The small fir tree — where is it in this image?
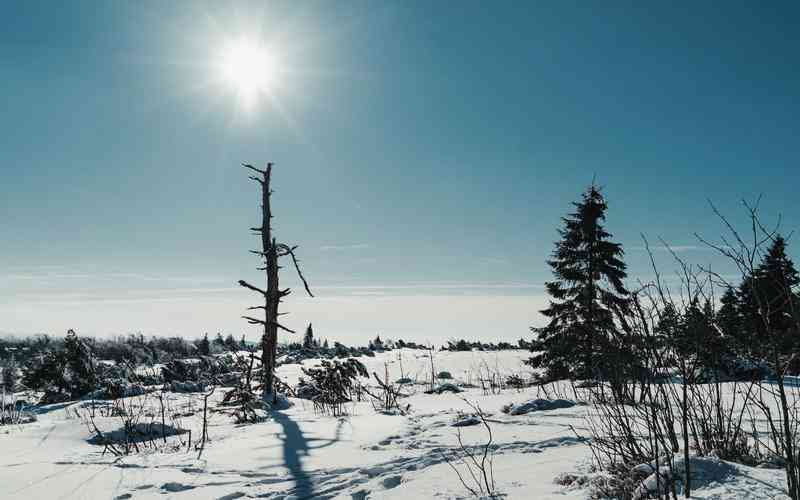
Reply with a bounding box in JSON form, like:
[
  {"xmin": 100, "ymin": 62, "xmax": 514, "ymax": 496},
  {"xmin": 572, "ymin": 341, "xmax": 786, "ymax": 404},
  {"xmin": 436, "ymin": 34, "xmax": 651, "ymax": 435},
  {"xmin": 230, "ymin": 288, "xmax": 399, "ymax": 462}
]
[
  {"xmin": 198, "ymin": 333, "xmax": 211, "ymax": 356},
  {"xmin": 303, "ymin": 324, "xmax": 315, "ymax": 349},
  {"xmin": 2, "ymin": 358, "xmax": 18, "ymax": 392},
  {"xmin": 224, "ymin": 333, "xmax": 238, "ymax": 351}
]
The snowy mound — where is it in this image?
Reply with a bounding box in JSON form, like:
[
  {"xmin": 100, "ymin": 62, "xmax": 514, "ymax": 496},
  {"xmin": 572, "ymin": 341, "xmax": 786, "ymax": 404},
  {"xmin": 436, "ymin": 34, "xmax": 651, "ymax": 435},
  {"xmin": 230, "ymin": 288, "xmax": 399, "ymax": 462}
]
[
  {"xmin": 424, "ymin": 383, "xmax": 463, "ymax": 394},
  {"xmin": 87, "ymin": 422, "xmax": 188, "ymax": 446},
  {"xmin": 632, "ymin": 455, "xmax": 737, "ymax": 500}
]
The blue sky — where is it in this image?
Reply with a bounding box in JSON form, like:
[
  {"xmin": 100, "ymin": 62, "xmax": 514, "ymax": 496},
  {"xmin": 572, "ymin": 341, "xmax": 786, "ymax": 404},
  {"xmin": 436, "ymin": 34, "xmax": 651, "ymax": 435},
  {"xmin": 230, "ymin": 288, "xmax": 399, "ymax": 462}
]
[{"xmin": 1, "ymin": 1, "xmax": 799, "ymax": 344}]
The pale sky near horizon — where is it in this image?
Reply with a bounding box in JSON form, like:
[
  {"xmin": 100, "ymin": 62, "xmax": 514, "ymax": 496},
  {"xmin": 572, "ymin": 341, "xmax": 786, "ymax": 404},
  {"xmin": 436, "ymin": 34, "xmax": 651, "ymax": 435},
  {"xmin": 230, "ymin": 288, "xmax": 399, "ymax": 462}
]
[{"xmin": 2, "ymin": 1, "xmax": 799, "ymax": 345}]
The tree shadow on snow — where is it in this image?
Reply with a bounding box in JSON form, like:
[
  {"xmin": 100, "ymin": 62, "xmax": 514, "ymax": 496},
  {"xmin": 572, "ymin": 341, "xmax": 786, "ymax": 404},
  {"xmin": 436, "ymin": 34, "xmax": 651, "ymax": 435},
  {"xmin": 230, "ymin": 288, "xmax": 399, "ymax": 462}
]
[{"xmin": 271, "ymin": 411, "xmax": 345, "ymax": 499}]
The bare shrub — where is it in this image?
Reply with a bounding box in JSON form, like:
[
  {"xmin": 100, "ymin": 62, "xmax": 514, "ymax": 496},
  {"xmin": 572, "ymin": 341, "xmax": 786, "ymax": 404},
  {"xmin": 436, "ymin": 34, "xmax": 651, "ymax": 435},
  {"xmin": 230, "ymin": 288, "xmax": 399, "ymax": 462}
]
[
  {"xmin": 580, "ymin": 232, "xmax": 762, "ymax": 499},
  {"xmin": 1, "ymin": 387, "xmax": 35, "ymax": 426},
  {"xmin": 440, "ymin": 399, "xmax": 498, "ymax": 498},
  {"xmin": 362, "ymin": 363, "xmax": 411, "ymax": 415},
  {"xmin": 77, "ymin": 390, "xmax": 190, "ymax": 457}
]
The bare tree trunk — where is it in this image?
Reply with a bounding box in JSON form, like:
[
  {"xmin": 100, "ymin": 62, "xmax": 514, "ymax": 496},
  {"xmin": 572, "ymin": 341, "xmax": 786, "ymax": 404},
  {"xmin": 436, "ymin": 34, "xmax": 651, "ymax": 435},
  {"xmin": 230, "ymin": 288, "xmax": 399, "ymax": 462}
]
[
  {"xmin": 239, "ymin": 163, "xmax": 313, "ymax": 403},
  {"xmin": 261, "ymin": 166, "xmax": 278, "ymax": 400}
]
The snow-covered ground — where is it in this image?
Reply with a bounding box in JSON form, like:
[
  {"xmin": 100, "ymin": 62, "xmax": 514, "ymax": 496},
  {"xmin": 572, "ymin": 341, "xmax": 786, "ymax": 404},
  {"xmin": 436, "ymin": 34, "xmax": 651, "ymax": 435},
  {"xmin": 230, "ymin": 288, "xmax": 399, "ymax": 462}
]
[{"xmin": 0, "ymin": 349, "xmax": 789, "ymax": 499}]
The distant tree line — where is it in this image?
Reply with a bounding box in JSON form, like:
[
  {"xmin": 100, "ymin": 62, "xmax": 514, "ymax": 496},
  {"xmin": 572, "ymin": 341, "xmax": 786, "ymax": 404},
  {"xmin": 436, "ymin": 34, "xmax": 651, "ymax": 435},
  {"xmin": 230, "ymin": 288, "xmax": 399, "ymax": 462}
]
[
  {"xmin": 442, "ymin": 339, "xmax": 521, "ymax": 352},
  {"xmin": 1, "ymin": 324, "xmax": 437, "ymax": 401},
  {"xmin": 1, "ymin": 331, "xmax": 246, "ymax": 367}
]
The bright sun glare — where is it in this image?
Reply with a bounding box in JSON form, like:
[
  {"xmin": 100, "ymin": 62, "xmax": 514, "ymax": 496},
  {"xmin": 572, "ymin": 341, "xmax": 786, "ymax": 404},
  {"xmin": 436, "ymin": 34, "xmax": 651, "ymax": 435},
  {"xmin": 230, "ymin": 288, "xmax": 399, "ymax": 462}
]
[{"xmin": 218, "ymin": 38, "xmax": 279, "ymax": 108}]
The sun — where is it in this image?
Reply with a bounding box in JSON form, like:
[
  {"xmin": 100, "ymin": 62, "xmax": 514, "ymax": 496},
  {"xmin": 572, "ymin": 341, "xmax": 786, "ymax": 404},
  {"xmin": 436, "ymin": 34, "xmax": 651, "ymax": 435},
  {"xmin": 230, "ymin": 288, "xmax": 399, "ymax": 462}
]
[{"xmin": 217, "ymin": 38, "xmax": 280, "ymax": 108}]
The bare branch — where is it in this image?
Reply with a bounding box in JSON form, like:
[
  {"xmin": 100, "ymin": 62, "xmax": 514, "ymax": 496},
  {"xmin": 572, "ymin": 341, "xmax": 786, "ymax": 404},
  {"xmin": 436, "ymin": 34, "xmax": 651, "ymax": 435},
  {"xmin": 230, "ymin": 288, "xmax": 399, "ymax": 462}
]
[
  {"xmin": 242, "ymin": 163, "xmax": 267, "ymax": 176},
  {"xmin": 241, "ymin": 316, "xmax": 296, "ymax": 334},
  {"xmin": 277, "ymin": 244, "xmax": 314, "ymax": 297},
  {"xmin": 238, "ymin": 280, "xmax": 267, "ymax": 296}
]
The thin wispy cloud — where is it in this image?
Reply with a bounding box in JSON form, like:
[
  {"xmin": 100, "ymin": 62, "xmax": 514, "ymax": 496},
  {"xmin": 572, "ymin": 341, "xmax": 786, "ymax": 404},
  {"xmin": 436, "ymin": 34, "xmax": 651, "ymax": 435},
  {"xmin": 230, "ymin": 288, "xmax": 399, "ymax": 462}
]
[
  {"xmin": 314, "ymin": 282, "xmax": 543, "ymax": 290},
  {"xmin": 319, "ymin": 243, "xmax": 371, "ymax": 251},
  {"xmin": 3, "ymin": 280, "xmax": 544, "ymax": 306},
  {"xmin": 2, "ymin": 269, "xmax": 224, "ymax": 284}
]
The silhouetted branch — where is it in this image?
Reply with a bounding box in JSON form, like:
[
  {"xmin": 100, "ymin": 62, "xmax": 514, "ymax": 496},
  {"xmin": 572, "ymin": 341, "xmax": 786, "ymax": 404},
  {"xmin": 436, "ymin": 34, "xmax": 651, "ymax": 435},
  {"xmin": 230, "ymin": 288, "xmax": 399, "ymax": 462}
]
[
  {"xmin": 277, "ymin": 244, "xmax": 314, "ymax": 297},
  {"xmin": 241, "ymin": 316, "xmax": 296, "ymax": 334},
  {"xmin": 238, "ymin": 280, "xmax": 267, "ymax": 296}
]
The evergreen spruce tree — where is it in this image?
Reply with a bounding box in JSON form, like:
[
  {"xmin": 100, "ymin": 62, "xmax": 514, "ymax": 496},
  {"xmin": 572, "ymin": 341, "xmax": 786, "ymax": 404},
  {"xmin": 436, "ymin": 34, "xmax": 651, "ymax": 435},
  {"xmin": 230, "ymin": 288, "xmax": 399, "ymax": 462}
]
[
  {"xmin": 654, "ymin": 303, "xmax": 681, "ymax": 357},
  {"xmin": 214, "ymin": 333, "xmax": 225, "ymax": 348},
  {"xmin": 677, "ymin": 299, "xmax": 723, "ymax": 379},
  {"xmin": 757, "ymin": 236, "xmax": 799, "ymax": 335},
  {"xmin": 224, "ymin": 333, "xmax": 238, "ymax": 351},
  {"xmin": 528, "ymin": 185, "xmax": 629, "ymax": 380},
  {"xmin": 2, "ymin": 358, "xmax": 18, "ymax": 392},
  {"xmin": 303, "ymin": 323, "xmax": 315, "ymax": 349},
  {"xmin": 740, "ymin": 235, "xmax": 800, "ymax": 354},
  {"xmin": 716, "ymin": 287, "xmax": 742, "ymax": 341},
  {"xmin": 198, "ymin": 333, "xmax": 211, "ymax": 356}
]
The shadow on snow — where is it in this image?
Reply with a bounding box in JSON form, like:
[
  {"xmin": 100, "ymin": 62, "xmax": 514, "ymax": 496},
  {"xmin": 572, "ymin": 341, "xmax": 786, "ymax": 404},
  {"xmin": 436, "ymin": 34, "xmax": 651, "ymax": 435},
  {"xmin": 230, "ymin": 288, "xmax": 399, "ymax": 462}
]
[{"xmin": 271, "ymin": 411, "xmax": 345, "ymax": 499}]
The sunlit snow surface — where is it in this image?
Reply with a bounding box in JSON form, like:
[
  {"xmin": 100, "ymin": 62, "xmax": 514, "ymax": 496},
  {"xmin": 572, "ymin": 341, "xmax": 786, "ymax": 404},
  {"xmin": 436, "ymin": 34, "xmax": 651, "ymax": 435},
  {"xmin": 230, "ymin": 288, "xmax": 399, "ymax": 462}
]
[{"xmin": 0, "ymin": 349, "xmax": 787, "ymax": 499}]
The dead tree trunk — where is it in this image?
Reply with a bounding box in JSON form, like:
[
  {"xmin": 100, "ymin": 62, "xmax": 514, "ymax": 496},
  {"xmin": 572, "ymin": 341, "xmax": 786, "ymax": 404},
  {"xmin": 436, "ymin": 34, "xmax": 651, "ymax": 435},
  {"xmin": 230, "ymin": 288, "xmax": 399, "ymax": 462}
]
[{"xmin": 239, "ymin": 163, "xmax": 313, "ymax": 402}]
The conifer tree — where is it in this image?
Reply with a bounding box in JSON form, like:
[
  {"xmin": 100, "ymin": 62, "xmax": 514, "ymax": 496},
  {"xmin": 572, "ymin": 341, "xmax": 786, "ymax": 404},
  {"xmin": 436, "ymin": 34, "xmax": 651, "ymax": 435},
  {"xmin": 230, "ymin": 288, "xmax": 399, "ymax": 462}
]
[
  {"xmin": 740, "ymin": 235, "xmax": 800, "ymax": 353},
  {"xmin": 654, "ymin": 303, "xmax": 681, "ymax": 356},
  {"xmin": 303, "ymin": 324, "xmax": 315, "ymax": 349},
  {"xmin": 198, "ymin": 333, "xmax": 211, "ymax": 356},
  {"xmin": 214, "ymin": 333, "xmax": 225, "ymax": 348},
  {"xmin": 2, "ymin": 358, "xmax": 18, "ymax": 392},
  {"xmin": 716, "ymin": 288, "xmax": 741, "ymax": 340},
  {"xmin": 757, "ymin": 236, "xmax": 799, "ymax": 334},
  {"xmin": 675, "ymin": 299, "xmax": 724, "ymax": 377},
  {"xmin": 224, "ymin": 333, "xmax": 238, "ymax": 351},
  {"xmin": 528, "ymin": 185, "xmax": 629, "ymax": 380}
]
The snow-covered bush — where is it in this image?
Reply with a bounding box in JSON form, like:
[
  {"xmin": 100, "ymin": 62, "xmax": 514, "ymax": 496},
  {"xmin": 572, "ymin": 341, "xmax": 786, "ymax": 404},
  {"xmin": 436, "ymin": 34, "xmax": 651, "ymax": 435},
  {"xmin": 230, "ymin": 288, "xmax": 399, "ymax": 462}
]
[
  {"xmin": 300, "ymin": 358, "xmax": 368, "ymax": 416},
  {"xmin": 89, "ymin": 379, "xmax": 149, "ymax": 400},
  {"xmin": 295, "ymin": 378, "xmax": 321, "ymax": 400}
]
